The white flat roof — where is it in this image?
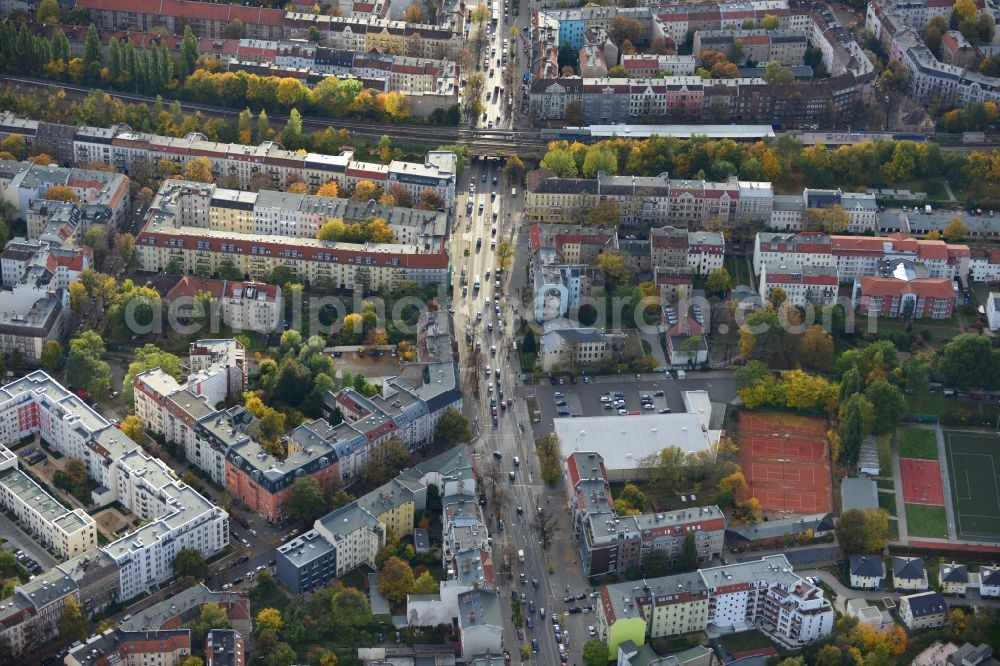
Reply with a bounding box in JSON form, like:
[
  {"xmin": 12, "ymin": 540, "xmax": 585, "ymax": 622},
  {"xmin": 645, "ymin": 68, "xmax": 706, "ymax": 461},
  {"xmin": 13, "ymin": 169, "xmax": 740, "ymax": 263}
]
[{"xmin": 554, "ymin": 413, "xmax": 719, "ymax": 471}]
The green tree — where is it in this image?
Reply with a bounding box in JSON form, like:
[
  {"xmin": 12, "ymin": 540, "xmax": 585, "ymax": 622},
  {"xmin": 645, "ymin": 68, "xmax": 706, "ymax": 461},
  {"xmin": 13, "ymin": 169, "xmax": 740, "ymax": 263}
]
[
  {"xmin": 412, "ymin": 570, "xmax": 440, "ymax": 594},
  {"xmin": 943, "ymin": 216, "xmax": 968, "ymax": 242},
  {"xmin": 66, "ymin": 331, "xmax": 110, "ymax": 397},
  {"xmin": 434, "ymin": 408, "xmax": 471, "ymax": 444},
  {"xmin": 839, "ymin": 393, "xmax": 874, "ymax": 463},
  {"xmin": 179, "ymin": 25, "xmax": 200, "ymax": 78},
  {"xmin": 935, "ymin": 334, "xmax": 1000, "ymax": 389},
  {"xmin": 0, "ymin": 550, "xmax": 18, "ymax": 578},
  {"xmin": 839, "ymin": 366, "xmax": 864, "ymax": 402},
  {"xmin": 678, "ymin": 534, "xmax": 699, "ymax": 572},
  {"xmin": 735, "ymin": 360, "xmax": 769, "ymax": 390},
  {"xmin": 83, "ymin": 23, "xmax": 101, "ymax": 68},
  {"xmin": 283, "ymin": 108, "xmax": 304, "ymax": 149},
  {"xmin": 123, "ymin": 345, "xmax": 182, "ymax": 406},
  {"xmin": 582, "ymin": 145, "xmax": 618, "ymax": 177},
  {"xmin": 191, "ymin": 603, "xmax": 229, "ymax": 643},
  {"xmin": 288, "ymin": 476, "xmax": 327, "ymax": 525},
  {"xmin": 267, "ymin": 642, "xmax": 298, "ymax": 666},
  {"xmin": 37, "ymin": 0, "xmax": 62, "ymax": 23},
  {"xmin": 539, "ymin": 149, "xmax": 578, "ymax": 177},
  {"xmin": 583, "ymin": 639, "xmax": 609, "ymax": 666},
  {"xmin": 639, "ymin": 549, "xmax": 671, "ymax": 577},
  {"xmin": 504, "ymin": 154, "xmax": 525, "ymax": 184},
  {"xmin": 799, "ymin": 325, "xmax": 834, "ymax": 372},
  {"xmin": 704, "ymin": 267, "xmax": 733, "ymax": 295},
  {"xmin": 378, "ymin": 556, "xmax": 415, "ymax": 604},
  {"xmin": 40, "ymin": 339, "xmax": 63, "ymax": 371},
  {"xmin": 522, "ymin": 328, "xmax": 537, "ymax": 354},
  {"xmin": 257, "ymin": 109, "xmax": 271, "ymax": 143},
  {"xmin": 596, "ymin": 251, "xmax": 631, "ymax": 288},
  {"xmin": 172, "ymin": 548, "xmax": 209, "ymax": 581},
  {"xmin": 864, "ymin": 380, "xmax": 906, "ymax": 435},
  {"xmin": 836, "ymin": 508, "xmax": 890, "ymax": 553},
  {"xmin": 57, "ymin": 597, "xmax": 88, "ymax": 642}
]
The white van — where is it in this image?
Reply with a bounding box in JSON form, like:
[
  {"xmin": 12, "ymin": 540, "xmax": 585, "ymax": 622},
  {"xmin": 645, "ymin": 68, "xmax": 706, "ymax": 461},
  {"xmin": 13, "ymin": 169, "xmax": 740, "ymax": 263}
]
[{"xmin": 518, "ymin": 549, "xmax": 525, "ymax": 562}]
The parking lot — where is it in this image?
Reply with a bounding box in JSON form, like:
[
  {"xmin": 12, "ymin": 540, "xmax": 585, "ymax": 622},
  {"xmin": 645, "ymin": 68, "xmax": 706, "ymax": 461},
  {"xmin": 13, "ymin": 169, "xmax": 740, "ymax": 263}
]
[{"xmin": 528, "ymin": 373, "xmax": 737, "ymax": 435}]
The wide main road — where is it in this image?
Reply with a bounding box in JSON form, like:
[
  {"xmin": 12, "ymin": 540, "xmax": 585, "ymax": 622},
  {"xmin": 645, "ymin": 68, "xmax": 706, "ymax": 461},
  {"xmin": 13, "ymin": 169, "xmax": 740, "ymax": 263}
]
[{"xmin": 450, "ymin": 151, "xmax": 589, "ymax": 666}]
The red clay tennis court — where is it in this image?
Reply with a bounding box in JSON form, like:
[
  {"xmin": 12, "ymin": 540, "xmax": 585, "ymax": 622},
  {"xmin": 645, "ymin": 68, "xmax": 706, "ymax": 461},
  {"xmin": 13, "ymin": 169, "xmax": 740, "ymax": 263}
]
[
  {"xmin": 738, "ymin": 412, "xmax": 833, "ymax": 515},
  {"xmin": 900, "ymin": 458, "xmax": 945, "ymax": 505}
]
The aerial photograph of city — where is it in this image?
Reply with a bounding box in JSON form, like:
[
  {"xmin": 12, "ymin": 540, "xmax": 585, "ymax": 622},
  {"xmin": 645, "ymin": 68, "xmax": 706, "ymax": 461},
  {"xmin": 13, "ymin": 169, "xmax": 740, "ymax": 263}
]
[{"xmin": 1, "ymin": 0, "xmax": 1000, "ymax": 664}]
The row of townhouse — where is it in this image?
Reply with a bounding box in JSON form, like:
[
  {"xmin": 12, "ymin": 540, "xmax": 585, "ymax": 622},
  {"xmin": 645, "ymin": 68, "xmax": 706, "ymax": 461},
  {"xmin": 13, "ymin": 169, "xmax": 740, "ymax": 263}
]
[
  {"xmin": 528, "ymin": 222, "xmax": 725, "ymax": 321},
  {"xmin": 0, "ymin": 158, "xmax": 130, "ymax": 227},
  {"xmin": 851, "ymin": 555, "xmax": 1000, "ymax": 598},
  {"xmin": 138, "ymin": 314, "xmax": 462, "ymax": 524},
  {"xmin": 563, "ymin": 451, "xmax": 726, "ymax": 578},
  {"xmin": 278, "ymin": 44, "xmax": 460, "ymax": 95},
  {"xmin": 753, "ymin": 231, "xmax": 970, "ymax": 283},
  {"xmin": 74, "ymin": 0, "xmax": 419, "ymax": 42},
  {"xmin": 528, "ymin": 73, "xmax": 871, "ymax": 125},
  {"xmin": 525, "ymin": 170, "xmax": 773, "ymax": 228},
  {"xmin": 867, "ymin": 0, "xmax": 1000, "ymax": 106},
  {"xmin": 0, "ymin": 446, "xmax": 97, "ymax": 559},
  {"xmin": 532, "ymin": 0, "xmax": 875, "ymax": 124},
  {"xmin": 275, "ymin": 444, "xmax": 474, "ymax": 593},
  {"xmin": 769, "ymin": 188, "xmax": 878, "ymax": 233},
  {"xmin": 0, "ymin": 370, "xmax": 229, "ymax": 661},
  {"xmin": 0, "ymin": 232, "xmax": 91, "ymax": 361},
  {"xmin": 0, "ymin": 112, "xmax": 456, "ymax": 206},
  {"xmin": 135, "ymin": 180, "xmax": 450, "ymax": 291},
  {"xmin": 692, "ymin": 29, "xmax": 809, "ymax": 67},
  {"xmin": 597, "ymin": 554, "xmax": 834, "ymax": 656}
]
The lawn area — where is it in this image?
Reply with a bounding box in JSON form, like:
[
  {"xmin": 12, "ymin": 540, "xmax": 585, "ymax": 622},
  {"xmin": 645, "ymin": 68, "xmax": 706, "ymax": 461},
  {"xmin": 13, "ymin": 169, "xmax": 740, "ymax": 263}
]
[
  {"xmin": 719, "ymin": 630, "xmax": 776, "ymax": 655},
  {"xmin": 876, "ymin": 479, "xmax": 895, "ymax": 490},
  {"xmin": 878, "ymin": 491, "xmax": 897, "ymax": 516},
  {"xmin": 905, "ymin": 503, "xmax": 949, "ymax": 538},
  {"xmin": 887, "ymin": 518, "xmax": 900, "ymax": 542},
  {"xmin": 907, "ymin": 391, "xmax": 950, "ymax": 416},
  {"xmin": 876, "ymin": 434, "xmax": 892, "ymax": 471},
  {"xmin": 899, "ymin": 429, "xmax": 939, "ymax": 460}
]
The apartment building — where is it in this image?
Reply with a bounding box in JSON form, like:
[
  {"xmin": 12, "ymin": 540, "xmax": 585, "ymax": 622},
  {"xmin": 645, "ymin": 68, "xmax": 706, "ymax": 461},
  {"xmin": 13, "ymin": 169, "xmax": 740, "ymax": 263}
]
[
  {"xmin": 166, "ymin": 276, "xmax": 284, "ymax": 334},
  {"xmin": 0, "ymin": 112, "xmax": 456, "ymax": 206},
  {"xmin": 854, "ymin": 273, "xmax": 957, "ymax": 319},
  {"xmin": 539, "ymin": 326, "xmax": 618, "ymax": 372},
  {"xmin": 597, "ymin": 555, "xmax": 833, "ymax": 655},
  {"xmin": 307, "ymin": 48, "xmax": 459, "ymax": 95},
  {"xmin": 753, "ymin": 231, "xmax": 970, "ymax": 282},
  {"xmin": 76, "ymin": 0, "xmax": 285, "ymax": 39},
  {"xmin": 0, "ymin": 467, "xmax": 97, "ymax": 560},
  {"xmin": 0, "ymin": 285, "xmax": 67, "ymax": 363},
  {"xmin": 0, "ymin": 570, "xmax": 79, "ymax": 660},
  {"xmin": 1, "ymin": 238, "xmax": 91, "ymax": 289},
  {"xmin": 692, "ymin": 29, "xmax": 808, "ymax": 67},
  {"xmin": 564, "ymin": 452, "xmax": 725, "ymax": 578},
  {"xmin": 621, "ymin": 54, "xmax": 698, "ymax": 77},
  {"xmin": 759, "ymin": 263, "xmax": 839, "ymax": 308},
  {"xmin": 899, "ymin": 591, "xmax": 947, "ymax": 630},
  {"xmin": 225, "ymin": 418, "xmax": 344, "ymax": 524},
  {"xmin": 283, "ymin": 13, "xmax": 466, "ymax": 59},
  {"xmin": 526, "ymin": 171, "xmax": 772, "ymax": 228},
  {"xmin": 0, "ymin": 158, "xmax": 130, "ymax": 227},
  {"xmin": 867, "ymin": 1, "xmax": 1000, "ymax": 107},
  {"xmin": 650, "ymin": 226, "xmax": 726, "ymax": 275},
  {"xmin": 769, "ymin": 190, "xmax": 878, "ymax": 233},
  {"xmin": 276, "ymin": 445, "xmax": 473, "ymax": 592},
  {"xmin": 135, "ymin": 180, "xmax": 449, "ymax": 290},
  {"xmin": 66, "ymin": 630, "xmax": 192, "ymax": 666},
  {"xmin": 206, "ymin": 629, "xmax": 245, "ymax": 666},
  {"xmin": 0, "ymin": 371, "xmax": 229, "ymax": 601}
]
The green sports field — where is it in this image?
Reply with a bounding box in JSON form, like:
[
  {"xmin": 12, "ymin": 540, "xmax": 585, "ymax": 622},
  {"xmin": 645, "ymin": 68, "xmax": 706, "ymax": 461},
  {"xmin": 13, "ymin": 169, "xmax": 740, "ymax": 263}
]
[{"xmin": 943, "ymin": 430, "xmax": 1000, "ymax": 541}]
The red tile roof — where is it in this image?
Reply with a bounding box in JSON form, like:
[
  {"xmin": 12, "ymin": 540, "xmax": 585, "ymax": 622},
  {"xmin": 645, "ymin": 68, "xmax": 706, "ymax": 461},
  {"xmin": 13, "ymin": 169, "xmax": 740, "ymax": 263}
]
[
  {"xmin": 77, "ymin": 0, "xmax": 284, "ymax": 26},
  {"xmin": 859, "ymin": 276, "xmax": 956, "ymax": 299}
]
